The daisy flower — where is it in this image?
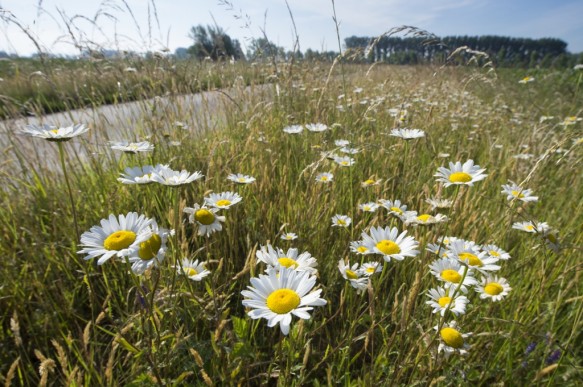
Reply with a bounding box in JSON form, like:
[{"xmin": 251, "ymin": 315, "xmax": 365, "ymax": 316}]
[
  {"xmin": 434, "ymin": 160, "xmax": 487, "ymax": 187},
  {"xmin": 256, "ymin": 244, "xmax": 318, "ymax": 274},
  {"xmin": 512, "ymin": 221, "xmax": 550, "ymax": 234},
  {"xmin": 339, "ymin": 147, "xmax": 360, "ymax": 154},
  {"xmin": 204, "ymin": 191, "xmax": 242, "ymax": 210},
  {"xmin": 110, "ymin": 141, "xmax": 154, "ymax": 153},
  {"xmin": 426, "ymin": 243, "xmax": 449, "ymax": 258},
  {"xmin": 118, "ymin": 164, "xmax": 169, "ymax": 185},
  {"xmin": 482, "ymin": 244, "xmax": 511, "ymax": 260},
  {"xmin": 21, "ymin": 123, "xmax": 89, "ymax": 142},
  {"xmin": 150, "ymin": 167, "xmax": 204, "ymax": 186},
  {"xmin": 358, "ymin": 202, "xmax": 379, "ymax": 213},
  {"xmin": 335, "ymin": 139, "xmax": 350, "ymax": 147},
  {"xmin": 518, "ymin": 76, "xmax": 535, "ymax": 84},
  {"xmin": 334, "ymin": 156, "xmax": 355, "ymax": 167},
  {"xmin": 241, "ymin": 267, "xmax": 327, "ymax": 335},
  {"xmin": 404, "ymin": 212, "xmax": 448, "ymax": 226},
  {"xmin": 475, "ymin": 275, "xmax": 511, "ymax": 302},
  {"xmin": 429, "ymin": 258, "xmax": 478, "ymax": 293},
  {"xmin": 425, "ymin": 197, "xmax": 453, "ymax": 210},
  {"xmin": 331, "ymin": 214, "xmax": 352, "ymax": 228},
  {"xmin": 360, "ymin": 261, "xmax": 382, "ymax": 276},
  {"xmin": 338, "ymin": 259, "xmax": 368, "ymax": 294},
  {"xmin": 361, "ymin": 178, "xmax": 382, "ymax": 188},
  {"xmin": 227, "ymin": 173, "xmax": 256, "ymax": 184},
  {"xmin": 448, "ymin": 242, "xmax": 500, "ymax": 274},
  {"xmin": 378, "ymin": 199, "xmax": 408, "ymax": 217},
  {"xmin": 283, "ymin": 125, "xmax": 303, "ymax": 134},
  {"xmin": 426, "ymin": 287, "xmax": 469, "ymax": 316},
  {"xmin": 315, "ymin": 172, "xmax": 333, "ymax": 183},
  {"xmin": 501, "ymin": 181, "xmax": 538, "ymax": 203},
  {"xmin": 562, "ymin": 116, "xmax": 581, "ymax": 126},
  {"xmin": 78, "ymin": 212, "xmax": 153, "ymax": 265},
  {"xmin": 349, "ymin": 240, "xmax": 370, "ymax": 255},
  {"xmin": 281, "ymin": 232, "xmax": 298, "ymax": 241},
  {"xmin": 305, "ymin": 123, "xmax": 328, "ymax": 132},
  {"xmin": 436, "ymin": 321, "xmax": 471, "ymax": 357},
  {"xmin": 183, "ymin": 204, "xmax": 225, "ymax": 237},
  {"xmin": 389, "ymin": 128, "xmax": 426, "ymax": 140},
  {"xmin": 128, "ymin": 220, "xmax": 173, "ymax": 275},
  {"xmin": 361, "ymin": 226, "xmax": 419, "ymax": 262},
  {"xmin": 178, "ymin": 258, "xmax": 211, "ymax": 281}
]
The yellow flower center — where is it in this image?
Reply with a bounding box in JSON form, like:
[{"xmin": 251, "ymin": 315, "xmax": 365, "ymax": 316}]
[
  {"xmin": 50, "ymin": 129, "xmax": 60, "ymax": 134},
  {"xmin": 438, "ymin": 296, "xmax": 452, "ymax": 308},
  {"xmin": 440, "ymin": 327, "xmax": 464, "ymax": 349},
  {"xmin": 345, "ymin": 269, "xmax": 358, "ymax": 280},
  {"xmin": 104, "ymin": 230, "xmax": 137, "ymax": 251},
  {"xmin": 138, "ymin": 234, "xmax": 162, "ymax": 260},
  {"xmin": 216, "ymin": 199, "xmax": 232, "ymax": 207},
  {"xmin": 266, "ymin": 289, "xmax": 301, "ymax": 314},
  {"xmin": 448, "ymin": 172, "xmax": 472, "ymax": 183},
  {"xmin": 320, "ymin": 176, "xmax": 328, "ymax": 181},
  {"xmin": 441, "ymin": 269, "xmax": 461, "ymax": 283},
  {"xmin": 417, "ymin": 214, "xmax": 432, "ymax": 222},
  {"xmin": 376, "ymin": 240, "xmax": 401, "ymax": 255},
  {"xmin": 390, "ymin": 207, "xmax": 403, "ymax": 214},
  {"xmin": 278, "ymin": 257, "xmax": 299, "ymax": 269},
  {"xmin": 458, "ymin": 252, "xmax": 483, "ymax": 267},
  {"xmin": 484, "ymin": 282, "xmax": 504, "ymax": 296},
  {"xmin": 511, "ymin": 190, "xmax": 525, "ymax": 198},
  {"xmin": 237, "ymin": 177, "xmax": 246, "ymax": 182},
  {"xmin": 364, "ymin": 179, "xmax": 374, "ymax": 185},
  {"xmin": 340, "ymin": 161, "xmax": 349, "ymax": 166},
  {"xmin": 357, "ymin": 246, "xmax": 369, "ymax": 254},
  {"xmin": 186, "ymin": 267, "xmax": 198, "ymax": 276},
  {"xmin": 489, "ymin": 250, "xmax": 500, "ymax": 257},
  {"xmin": 366, "ymin": 267, "xmax": 376, "ymax": 274},
  {"xmin": 195, "ymin": 209, "xmax": 215, "ymax": 225},
  {"xmin": 337, "ymin": 219, "xmax": 347, "ymax": 226},
  {"xmin": 525, "ymin": 225, "xmax": 534, "ymax": 231}
]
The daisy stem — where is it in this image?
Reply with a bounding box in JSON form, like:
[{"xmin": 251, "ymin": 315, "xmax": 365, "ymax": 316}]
[{"xmin": 58, "ymin": 142, "xmax": 80, "ymax": 243}]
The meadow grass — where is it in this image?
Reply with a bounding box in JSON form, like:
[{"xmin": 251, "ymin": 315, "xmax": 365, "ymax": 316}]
[{"xmin": 0, "ymin": 62, "xmax": 582, "ymax": 386}]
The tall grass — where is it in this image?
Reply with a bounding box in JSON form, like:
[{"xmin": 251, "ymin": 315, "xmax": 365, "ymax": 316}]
[{"xmin": 1, "ymin": 57, "xmax": 582, "ymax": 385}]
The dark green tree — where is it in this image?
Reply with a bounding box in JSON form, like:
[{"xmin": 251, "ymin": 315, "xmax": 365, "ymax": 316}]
[{"xmin": 187, "ymin": 25, "xmax": 244, "ymax": 61}]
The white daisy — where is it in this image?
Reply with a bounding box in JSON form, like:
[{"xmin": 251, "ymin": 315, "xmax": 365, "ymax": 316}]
[
  {"xmin": 404, "ymin": 212, "xmax": 448, "ymax": 226},
  {"xmin": 256, "ymin": 244, "xmax": 318, "ymax": 274},
  {"xmin": 150, "ymin": 167, "xmax": 204, "ymax": 186},
  {"xmin": 358, "ymin": 202, "xmax": 379, "ymax": 213},
  {"xmin": 338, "ymin": 259, "xmax": 368, "ymax": 294},
  {"xmin": 334, "ymin": 156, "xmax": 355, "ymax": 167},
  {"xmin": 482, "ymin": 244, "xmax": 511, "ymax": 260},
  {"xmin": 562, "ymin": 116, "xmax": 581, "ymax": 126},
  {"xmin": 78, "ymin": 212, "xmax": 153, "ymax": 265},
  {"xmin": 178, "ymin": 258, "xmax": 211, "ymax": 281},
  {"xmin": 475, "ymin": 275, "xmax": 511, "ymax": 302},
  {"xmin": 183, "ymin": 204, "xmax": 225, "ymax": 237},
  {"xmin": 435, "ymin": 321, "xmax": 471, "ymax": 357},
  {"xmin": 425, "ymin": 197, "xmax": 453, "ymax": 210},
  {"xmin": 361, "ymin": 178, "xmax": 382, "ymax": 188},
  {"xmin": 204, "ymin": 191, "xmax": 242, "ymax": 210},
  {"xmin": 501, "ymin": 181, "xmax": 538, "ymax": 203},
  {"xmin": 428, "ymin": 258, "xmax": 478, "ymax": 293},
  {"xmin": 361, "ymin": 226, "xmax": 419, "ymax": 262},
  {"xmin": 378, "ymin": 199, "xmax": 408, "ymax": 217},
  {"xmin": 128, "ymin": 220, "xmax": 173, "ymax": 275},
  {"xmin": 305, "ymin": 123, "xmax": 328, "ymax": 132},
  {"xmin": 518, "ymin": 76, "xmax": 535, "ymax": 84},
  {"xmin": 118, "ymin": 164, "xmax": 169, "ymax": 185},
  {"xmin": 335, "ymin": 139, "xmax": 350, "ymax": 147},
  {"xmin": 281, "ymin": 232, "xmax": 298, "ymax": 241},
  {"xmin": 340, "ymin": 147, "xmax": 360, "ymax": 154},
  {"xmin": 349, "ymin": 240, "xmax": 370, "ymax": 255},
  {"xmin": 241, "ymin": 267, "xmax": 327, "ymax": 335},
  {"xmin": 283, "ymin": 125, "xmax": 303, "ymax": 134},
  {"xmin": 360, "ymin": 261, "xmax": 382, "ymax": 276},
  {"xmin": 512, "ymin": 221, "xmax": 550, "ymax": 234},
  {"xmin": 434, "ymin": 160, "xmax": 487, "ymax": 187},
  {"xmin": 426, "ymin": 287, "xmax": 469, "ymax": 316},
  {"xmin": 389, "ymin": 128, "xmax": 425, "ymax": 140},
  {"xmin": 448, "ymin": 243, "xmax": 500, "ymax": 274},
  {"xmin": 331, "ymin": 214, "xmax": 352, "ymax": 228},
  {"xmin": 21, "ymin": 123, "xmax": 89, "ymax": 142},
  {"xmin": 315, "ymin": 172, "xmax": 334, "ymax": 183},
  {"xmin": 227, "ymin": 173, "xmax": 256, "ymax": 184},
  {"xmin": 110, "ymin": 141, "xmax": 154, "ymax": 154},
  {"xmin": 426, "ymin": 243, "xmax": 449, "ymax": 259}
]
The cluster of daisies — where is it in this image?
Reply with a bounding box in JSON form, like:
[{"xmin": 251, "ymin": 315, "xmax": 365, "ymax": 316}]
[{"xmin": 241, "ymin": 244, "xmax": 327, "ymax": 335}]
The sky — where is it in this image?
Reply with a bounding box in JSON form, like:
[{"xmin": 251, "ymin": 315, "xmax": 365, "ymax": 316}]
[{"xmin": 1, "ymin": 0, "xmax": 582, "ymax": 56}]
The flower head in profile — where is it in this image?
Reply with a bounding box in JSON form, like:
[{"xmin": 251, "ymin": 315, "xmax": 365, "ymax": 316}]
[
  {"xmin": 110, "ymin": 141, "xmax": 154, "ymax": 154},
  {"xmin": 315, "ymin": 172, "xmax": 333, "ymax": 183},
  {"xmin": 118, "ymin": 164, "xmax": 169, "ymax": 184},
  {"xmin": 241, "ymin": 267, "xmax": 327, "ymax": 335},
  {"xmin": 334, "ymin": 156, "xmax": 355, "ymax": 167},
  {"xmin": 404, "ymin": 212, "xmax": 448, "ymax": 226},
  {"xmin": 305, "ymin": 123, "xmax": 328, "ymax": 132},
  {"xmin": 482, "ymin": 244, "xmax": 511, "ymax": 260},
  {"xmin": 562, "ymin": 116, "xmax": 581, "ymax": 126},
  {"xmin": 204, "ymin": 191, "xmax": 242, "ymax": 210},
  {"xmin": 22, "ymin": 123, "xmax": 89, "ymax": 142},
  {"xmin": 349, "ymin": 240, "xmax": 370, "ymax": 255},
  {"xmin": 358, "ymin": 202, "xmax": 379, "ymax": 213},
  {"xmin": 518, "ymin": 76, "xmax": 535, "ymax": 84},
  {"xmin": 435, "ymin": 321, "xmax": 471, "ymax": 357},
  {"xmin": 183, "ymin": 204, "xmax": 225, "ymax": 236},
  {"xmin": 361, "ymin": 226, "xmax": 419, "ymax": 262},
  {"xmin": 435, "ymin": 159, "xmax": 487, "ymax": 187},
  {"xmin": 78, "ymin": 212, "xmax": 153, "ymax": 265},
  {"xmin": 425, "ymin": 197, "xmax": 453, "ymax": 210},
  {"xmin": 227, "ymin": 173, "xmax": 256, "ymax": 184},
  {"xmin": 178, "ymin": 258, "xmax": 211, "ymax": 281},
  {"xmin": 361, "ymin": 178, "xmax": 382, "ymax": 188},
  {"xmin": 378, "ymin": 199, "xmax": 408, "ymax": 217},
  {"xmin": 360, "ymin": 261, "xmax": 382, "ymax": 276},
  {"xmin": 475, "ymin": 275, "xmax": 511, "ymax": 302},
  {"xmin": 331, "ymin": 214, "xmax": 352, "ymax": 228},
  {"xmin": 338, "ymin": 259, "xmax": 368, "ymax": 294},
  {"xmin": 283, "ymin": 125, "xmax": 303, "ymax": 134},
  {"xmin": 501, "ymin": 181, "xmax": 538, "ymax": 203},
  {"xmin": 335, "ymin": 139, "xmax": 350, "ymax": 147},
  {"xmin": 340, "ymin": 147, "xmax": 360, "ymax": 154},
  {"xmin": 512, "ymin": 221, "xmax": 550, "ymax": 234},
  {"xmin": 150, "ymin": 167, "xmax": 204, "ymax": 186},
  {"xmin": 426, "ymin": 287, "xmax": 469, "ymax": 316},
  {"xmin": 128, "ymin": 220, "xmax": 173, "ymax": 275},
  {"xmin": 389, "ymin": 128, "xmax": 425, "ymax": 140},
  {"xmin": 281, "ymin": 232, "xmax": 298, "ymax": 241}
]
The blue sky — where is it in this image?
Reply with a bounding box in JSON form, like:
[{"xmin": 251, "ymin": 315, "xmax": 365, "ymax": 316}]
[{"xmin": 1, "ymin": 0, "xmax": 582, "ymax": 56}]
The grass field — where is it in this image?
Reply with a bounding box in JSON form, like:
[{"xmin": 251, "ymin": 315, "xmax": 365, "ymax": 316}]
[{"xmin": 0, "ymin": 60, "xmax": 582, "ymax": 385}]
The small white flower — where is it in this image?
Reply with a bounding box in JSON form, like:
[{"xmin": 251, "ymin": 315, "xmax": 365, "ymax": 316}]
[
  {"xmin": 425, "ymin": 197, "xmax": 453, "ymax": 210},
  {"xmin": 21, "ymin": 123, "xmax": 89, "ymax": 142},
  {"xmin": 316, "ymin": 172, "xmax": 334, "ymax": 183},
  {"xmin": 361, "ymin": 226, "xmax": 419, "ymax": 262},
  {"xmin": 360, "ymin": 262, "xmax": 382, "ymax": 277},
  {"xmin": 283, "ymin": 125, "xmax": 303, "ymax": 134},
  {"xmin": 178, "ymin": 258, "xmax": 211, "ymax": 281},
  {"xmin": 475, "ymin": 275, "xmax": 511, "ymax": 302},
  {"xmin": 434, "ymin": 159, "xmax": 487, "ymax": 187},
  {"xmin": 110, "ymin": 141, "xmax": 154, "ymax": 154},
  {"xmin": 281, "ymin": 232, "xmax": 298, "ymax": 241},
  {"xmin": 331, "ymin": 214, "xmax": 352, "ymax": 228},
  {"xmin": 335, "ymin": 139, "xmax": 350, "ymax": 147},
  {"xmin": 334, "ymin": 156, "xmax": 355, "ymax": 167},
  {"xmin": 436, "ymin": 321, "xmax": 471, "ymax": 357},
  {"xmin": 204, "ymin": 191, "xmax": 242, "ymax": 209},
  {"xmin": 183, "ymin": 204, "xmax": 225, "ymax": 237},
  {"xmin": 389, "ymin": 128, "xmax": 425, "ymax": 140},
  {"xmin": 338, "ymin": 259, "xmax": 368, "ymax": 294},
  {"xmin": 426, "ymin": 287, "xmax": 469, "ymax": 316},
  {"xmin": 150, "ymin": 167, "xmax": 204, "ymax": 186},
  {"xmin": 118, "ymin": 164, "xmax": 169, "ymax": 184},
  {"xmin": 358, "ymin": 202, "xmax": 379, "ymax": 213},
  {"xmin": 512, "ymin": 221, "xmax": 550, "ymax": 234},
  {"xmin": 305, "ymin": 123, "xmax": 328, "ymax": 132},
  {"xmin": 501, "ymin": 181, "xmax": 538, "ymax": 203},
  {"xmin": 227, "ymin": 173, "xmax": 256, "ymax": 184}
]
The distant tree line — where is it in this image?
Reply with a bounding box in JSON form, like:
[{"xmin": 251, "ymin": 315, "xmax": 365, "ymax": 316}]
[{"xmin": 344, "ymin": 35, "xmax": 583, "ymax": 68}]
